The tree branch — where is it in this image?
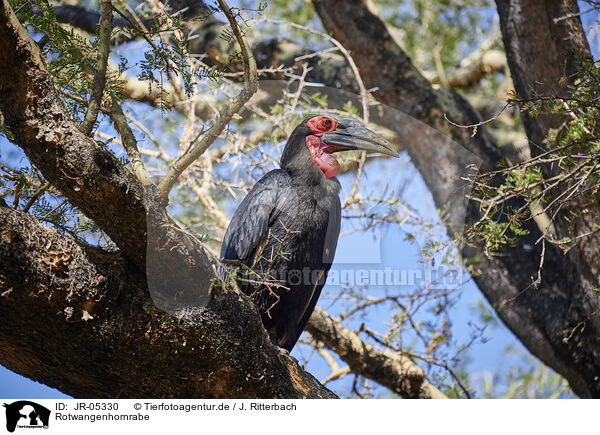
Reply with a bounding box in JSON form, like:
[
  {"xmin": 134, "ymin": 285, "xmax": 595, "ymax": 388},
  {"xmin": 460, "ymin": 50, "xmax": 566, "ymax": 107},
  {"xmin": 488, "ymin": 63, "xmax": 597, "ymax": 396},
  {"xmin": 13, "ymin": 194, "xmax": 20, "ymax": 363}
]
[
  {"xmin": 0, "ymin": 203, "xmax": 335, "ymax": 398},
  {"xmin": 109, "ymin": 99, "xmax": 153, "ymax": 186},
  {"xmin": 80, "ymin": 0, "xmax": 112, "ymax": 136},
  {"xmin": 52, "ymin": 4, "xmax": 129, "ymax": 34},
  {"xmin": 156, "ymin": 0, "xmax": 258, "ymax": 201},
  {"xmin": 8, "ymin": 0, "xmax": 599, "ymax": 399},
  {"xmin": 0, "ymin": 0, "xmax": 146, "ymax": 269},
  {"xmin": 446, "ymin": 49, "xmax": 507, "ymax": 89},
  {"xmin": 307, "ymin": 308, "xmax": 447, "ymax": 399}
]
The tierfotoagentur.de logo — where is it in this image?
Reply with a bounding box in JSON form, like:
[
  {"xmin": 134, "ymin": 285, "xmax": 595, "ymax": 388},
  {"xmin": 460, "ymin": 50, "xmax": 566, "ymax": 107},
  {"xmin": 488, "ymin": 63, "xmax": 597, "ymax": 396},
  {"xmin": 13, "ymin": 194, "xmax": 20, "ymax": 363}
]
[{"xmin": 3, "ymin": 401, "xmax": 50, "ymax": 433}]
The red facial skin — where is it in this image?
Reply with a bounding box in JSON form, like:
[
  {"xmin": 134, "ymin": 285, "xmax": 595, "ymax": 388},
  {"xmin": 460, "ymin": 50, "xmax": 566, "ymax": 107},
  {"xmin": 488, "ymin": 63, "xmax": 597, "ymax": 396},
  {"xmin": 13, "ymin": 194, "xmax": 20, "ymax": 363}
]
[
  {"xmin": 305, "ymin": 116, "xmax": 345, "ymax": 178},
  {"xmin": 307, "ymin": 115, "xmax": 338, "ymax": 135}
]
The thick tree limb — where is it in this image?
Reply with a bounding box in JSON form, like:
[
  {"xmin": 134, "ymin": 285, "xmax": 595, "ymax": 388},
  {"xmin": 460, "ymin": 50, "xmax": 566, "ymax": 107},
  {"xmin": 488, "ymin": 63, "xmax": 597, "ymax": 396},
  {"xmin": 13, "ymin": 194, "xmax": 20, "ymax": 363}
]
[
  {"xmin": 52, "ymin": 4, "xmax": 130, "ymax": 34},
  {"xmin": 495, "ymin": 0, "xmax": 600, "ymax": 289},
  {"xmin": 0, "ymin": 204, "xmax": 335, "ymax": 398},
  {"xmin": 307, "ymin": 308, "xmax": 447, "ymax": 399},
  {"xmin": 0, "ymin": 0, "xmax": 146, "ymax": 269},
  {"xmin": 496, "ymin": 0, "xmax": 592, "ymax": 153},
  {"xmin": 446, "ymin": 50, "xmax": 507, "ymax": 89},
  {"xmin": 494, "ymin": 0, "xmax": 600, "ymax": 396}
]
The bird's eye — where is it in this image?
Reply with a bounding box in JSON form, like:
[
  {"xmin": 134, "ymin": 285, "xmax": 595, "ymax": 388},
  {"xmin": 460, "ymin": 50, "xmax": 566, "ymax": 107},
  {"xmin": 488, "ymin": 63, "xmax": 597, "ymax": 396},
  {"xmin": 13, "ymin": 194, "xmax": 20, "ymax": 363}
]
[{"xmin": 307, "ymin": 116, "xmax": 336, "ymax": 133}]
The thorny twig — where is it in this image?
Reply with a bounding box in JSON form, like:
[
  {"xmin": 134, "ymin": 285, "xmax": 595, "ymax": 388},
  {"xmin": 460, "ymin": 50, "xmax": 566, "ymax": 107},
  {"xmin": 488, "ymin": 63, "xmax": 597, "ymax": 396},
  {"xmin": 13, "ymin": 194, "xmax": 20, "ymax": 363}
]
[
  {"xmin": 80, "ymin": 0, "xmax": 113, "ymax": 136},
  {"xmin": 156, "ymin": 0, "xmax": 258, "ymax": 201}
]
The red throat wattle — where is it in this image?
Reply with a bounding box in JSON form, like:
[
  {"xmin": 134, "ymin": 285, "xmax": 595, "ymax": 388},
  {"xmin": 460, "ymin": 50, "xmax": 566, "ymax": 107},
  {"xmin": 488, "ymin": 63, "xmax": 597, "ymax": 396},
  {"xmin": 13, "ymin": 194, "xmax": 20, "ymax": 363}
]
[
  {"xmin": 306, "ymin": 135, "xmax": 343, "ymax": 178},
  {"xmin": 305, "ymin": 115, "xmax": 343, "ymax": 178}
]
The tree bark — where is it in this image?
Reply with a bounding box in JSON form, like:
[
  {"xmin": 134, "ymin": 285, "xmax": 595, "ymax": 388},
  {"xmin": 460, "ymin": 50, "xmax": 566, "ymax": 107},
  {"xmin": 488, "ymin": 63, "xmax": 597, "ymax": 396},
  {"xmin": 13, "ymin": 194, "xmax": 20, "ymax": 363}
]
[
  {"xmin": 495, "ymin": 0, "xmax": 600, "ymax": 296},
  {"xmin": 307, "ymin": 308, "xmax": 447, "ymax": 399},
  {"xmin": 0, "ymin": 0, "xmax": 146, "ymax": 269},
  {"xmin": 312, "ymin": 0, "xmax": 600, "ymax": 397},
  {"xmin": 495, "ymin": 0, "xmax": 591, "ymax": 152},
  {"xmin": 0, "ymin": 203, "xmax": 335, "ymax": 398},
  {"xmin": 495, "ymin": 0, "xmax": 600, "ymax": 394}
]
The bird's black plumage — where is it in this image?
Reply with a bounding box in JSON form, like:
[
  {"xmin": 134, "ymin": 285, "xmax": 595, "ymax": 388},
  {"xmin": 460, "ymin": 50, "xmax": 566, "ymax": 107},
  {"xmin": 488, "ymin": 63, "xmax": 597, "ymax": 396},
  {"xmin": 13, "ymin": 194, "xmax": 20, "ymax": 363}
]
[{"xmin": 220, "ymin": 115, "xmax": 397, "ymax": 351}]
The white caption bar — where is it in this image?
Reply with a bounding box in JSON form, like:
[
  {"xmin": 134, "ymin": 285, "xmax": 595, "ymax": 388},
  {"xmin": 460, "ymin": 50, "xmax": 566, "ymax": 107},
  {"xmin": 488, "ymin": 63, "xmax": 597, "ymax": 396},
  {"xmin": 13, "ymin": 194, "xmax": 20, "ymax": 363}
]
[{"xmin": 0, "ymin": 398, "xmax": 595, "ymax": 435}]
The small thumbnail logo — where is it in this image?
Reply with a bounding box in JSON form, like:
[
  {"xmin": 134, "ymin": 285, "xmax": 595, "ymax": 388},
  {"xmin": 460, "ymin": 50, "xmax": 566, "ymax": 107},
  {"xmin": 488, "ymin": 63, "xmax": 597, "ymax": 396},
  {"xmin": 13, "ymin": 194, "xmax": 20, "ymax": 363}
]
[{"xmin": 3, "ymin": 401, "xmax": 50, "ymax": 432}]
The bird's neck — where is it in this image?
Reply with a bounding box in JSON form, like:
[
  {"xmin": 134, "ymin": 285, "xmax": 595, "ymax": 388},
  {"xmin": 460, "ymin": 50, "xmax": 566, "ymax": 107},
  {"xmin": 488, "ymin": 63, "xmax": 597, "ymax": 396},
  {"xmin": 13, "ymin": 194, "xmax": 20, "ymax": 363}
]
[
  {"xmin": 305, "ymin": 135, "xmax": 342, "ymax": 178},
  {"xmin": 280, "ymin": 133, "xmax": 341, "ymax": 193},
  {"xmin": 287, "ymin": 166, "xmax": 341, "ymax": 197}
]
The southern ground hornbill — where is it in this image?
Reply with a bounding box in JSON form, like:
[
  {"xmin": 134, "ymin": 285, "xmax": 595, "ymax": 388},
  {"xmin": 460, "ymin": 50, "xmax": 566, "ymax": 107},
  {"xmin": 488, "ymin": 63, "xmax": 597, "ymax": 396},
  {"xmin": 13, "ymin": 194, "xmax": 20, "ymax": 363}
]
[{"xmin": 220, "ymin": 115, "xmax": 398, "ymax": 351}]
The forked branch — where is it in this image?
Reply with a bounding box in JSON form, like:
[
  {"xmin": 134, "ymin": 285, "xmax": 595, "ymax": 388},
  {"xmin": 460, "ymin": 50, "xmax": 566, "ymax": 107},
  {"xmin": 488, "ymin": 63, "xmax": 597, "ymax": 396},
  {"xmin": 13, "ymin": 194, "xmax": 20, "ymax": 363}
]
[{"xmin": 156, "ymin": 0, "xmax": 258, "ymax": 202}]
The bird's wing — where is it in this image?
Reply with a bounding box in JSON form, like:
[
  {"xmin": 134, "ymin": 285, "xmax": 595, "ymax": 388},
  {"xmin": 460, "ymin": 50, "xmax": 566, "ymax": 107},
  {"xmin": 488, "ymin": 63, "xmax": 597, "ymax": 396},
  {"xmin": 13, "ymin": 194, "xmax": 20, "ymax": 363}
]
[
  {"xmin": 220, "ymin": 170, "xmax": 290, "ymax": 263},
  {"xmin": 287, "ymin": 195, "xmax": 341, "ymax": 350},
  {"xmin": 322, "ymin": 194, "xmax": 341, "ymax": 266}
]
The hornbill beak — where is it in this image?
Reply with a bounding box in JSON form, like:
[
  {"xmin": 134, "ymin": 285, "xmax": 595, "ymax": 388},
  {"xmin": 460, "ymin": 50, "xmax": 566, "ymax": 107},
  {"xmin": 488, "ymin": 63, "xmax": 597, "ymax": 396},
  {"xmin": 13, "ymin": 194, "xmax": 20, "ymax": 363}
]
[{"xmin": 322, "ymin": 118, "xmax": 399, "ymax": 157}]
